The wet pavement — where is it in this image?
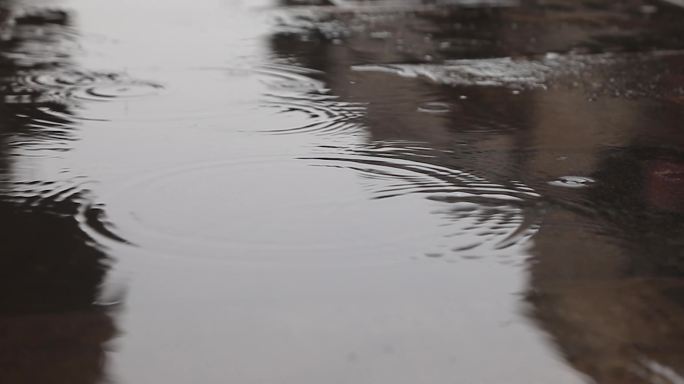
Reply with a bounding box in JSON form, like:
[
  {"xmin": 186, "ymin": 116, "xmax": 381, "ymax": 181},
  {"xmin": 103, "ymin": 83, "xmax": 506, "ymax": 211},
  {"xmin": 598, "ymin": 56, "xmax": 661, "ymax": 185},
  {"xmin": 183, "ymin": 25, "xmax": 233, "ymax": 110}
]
[{"xmin": 0, "ymin": 0, "xmax": 683, "ymax": 383}]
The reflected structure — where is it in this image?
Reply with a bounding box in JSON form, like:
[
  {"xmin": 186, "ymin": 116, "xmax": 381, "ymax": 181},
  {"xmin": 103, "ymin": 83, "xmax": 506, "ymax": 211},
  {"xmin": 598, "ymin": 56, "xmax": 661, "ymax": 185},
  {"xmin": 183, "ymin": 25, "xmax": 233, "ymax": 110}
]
[
  {"xmin": 270, "ymin": 0, "xmax": 684, "ymax": 382},
  {"xmin": 527, "ymin": 136, "xmax": 684, "ymax": 383},
  {"xmin": 0, "ymin": 5, "xmax": 116, "ymax": 384}
]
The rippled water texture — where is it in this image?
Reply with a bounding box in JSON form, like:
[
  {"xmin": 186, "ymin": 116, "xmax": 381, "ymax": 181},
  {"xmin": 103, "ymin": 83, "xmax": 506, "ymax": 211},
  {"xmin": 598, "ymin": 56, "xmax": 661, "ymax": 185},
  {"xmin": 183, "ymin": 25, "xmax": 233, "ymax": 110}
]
[{"xmin": 1, "ymin": 0, "xmax": 683, "ymax": 383}]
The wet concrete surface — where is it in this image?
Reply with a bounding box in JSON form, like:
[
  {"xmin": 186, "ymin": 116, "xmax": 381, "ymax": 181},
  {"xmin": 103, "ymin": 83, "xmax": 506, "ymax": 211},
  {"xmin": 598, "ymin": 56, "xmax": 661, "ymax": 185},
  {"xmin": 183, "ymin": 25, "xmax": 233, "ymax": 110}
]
[{"xmin": 0, "ymin": 0, "xmax": 682, "ymax": 383}]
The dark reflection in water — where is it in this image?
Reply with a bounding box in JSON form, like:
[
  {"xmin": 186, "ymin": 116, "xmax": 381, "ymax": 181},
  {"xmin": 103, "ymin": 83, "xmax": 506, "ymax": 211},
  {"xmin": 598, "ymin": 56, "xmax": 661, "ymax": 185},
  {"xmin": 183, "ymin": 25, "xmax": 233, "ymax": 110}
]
[
  {"xmin": 528, "ymin": 145, "xmax": 684, "ymax": 383},
  {"xmin": 270, "ymin": 0, "xmax": 684, "ymax": 382},
  {"xmin": 0, "ymin": 6, "xmax": 116, "ymax": 384}
]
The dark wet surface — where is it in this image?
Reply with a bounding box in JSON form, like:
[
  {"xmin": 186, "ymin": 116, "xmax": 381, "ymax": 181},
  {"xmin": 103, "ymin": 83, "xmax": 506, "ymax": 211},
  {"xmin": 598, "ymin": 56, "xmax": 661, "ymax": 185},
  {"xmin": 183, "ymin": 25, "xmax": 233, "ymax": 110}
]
[{"xmin": 0, "ymin": 0, "xmax": 683, "ymax": 383}]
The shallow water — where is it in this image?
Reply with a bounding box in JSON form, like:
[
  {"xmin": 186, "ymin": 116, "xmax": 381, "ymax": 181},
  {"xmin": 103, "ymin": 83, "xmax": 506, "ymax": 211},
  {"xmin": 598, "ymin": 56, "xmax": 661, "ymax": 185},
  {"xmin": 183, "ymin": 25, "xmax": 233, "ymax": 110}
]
[{"xmin": 0, "ymin": 0, "xmax": 683, "ymax": 383}]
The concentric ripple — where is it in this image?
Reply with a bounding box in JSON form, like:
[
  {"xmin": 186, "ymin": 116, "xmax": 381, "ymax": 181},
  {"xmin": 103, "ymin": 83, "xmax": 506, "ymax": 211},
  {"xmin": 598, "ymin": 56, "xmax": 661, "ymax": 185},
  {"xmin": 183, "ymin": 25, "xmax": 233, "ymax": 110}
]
[
  {"xmin": 1, "ymin": 70, "xmax": 163, "ymax": 105},
  {"xmin": 80, "ymin": 146, "xmax": 541, "ymax": 264},
  {"xmin": 258, "ymin": 63, "xmax": 367, "ymax": 136},
  {"xmin": 0, "ymin": 176, "xmax": 127, "ymax": 245},
  {"xmin": 2, "ymin": 177, "xmax": 93, "ymax": 226},
  {"xmin": 80, "ymin": 157, "xmax": 442, "ymax": 264},
  {"xmin": 1, "ymin": 106, "xmax": 77, "ymax": 152},
  {"xmin": 303, "ymin": 154, "xmax": 539, "ymax": 202},
  {"xmin": 304, "ymin": 144, "xmax": 543, "ymax": 255}
]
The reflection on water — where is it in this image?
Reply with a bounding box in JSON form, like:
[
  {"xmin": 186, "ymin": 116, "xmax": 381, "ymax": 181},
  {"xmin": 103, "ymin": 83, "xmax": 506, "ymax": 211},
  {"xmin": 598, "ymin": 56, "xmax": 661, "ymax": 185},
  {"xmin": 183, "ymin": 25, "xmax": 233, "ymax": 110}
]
[
  {"xmin": 0, "ymin": 0, "xmax": 683, "ymax": 383},
  {"xmin": 269, "ymin": 2, "xmax": 684, "ymax": 382},
  {"xmin": 529, "ymin": 143, "xmax": 684, "ymax": 383},
  {"xmin": 0, "ymin": 5, "xmax": 117, "ymax": 384}
]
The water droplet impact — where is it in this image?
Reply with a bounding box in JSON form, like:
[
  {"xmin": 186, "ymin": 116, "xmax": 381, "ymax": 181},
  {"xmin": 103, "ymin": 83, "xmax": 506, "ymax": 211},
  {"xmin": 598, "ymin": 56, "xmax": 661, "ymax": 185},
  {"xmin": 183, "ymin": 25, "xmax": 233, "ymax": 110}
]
[
  {"xmin": 73, "ymin": 83, "xmax": 163, "ymax": 101},
  {"xmin": 258, "ymin": 64, "xmax": 366, "ymax": 136},
  {"xmin": 417, "ymin": 102, "xmax": 450, "ymax": 114},
  {"xmin": 548, "ymin": 176, "xmax": 596, "ymax": 188}
]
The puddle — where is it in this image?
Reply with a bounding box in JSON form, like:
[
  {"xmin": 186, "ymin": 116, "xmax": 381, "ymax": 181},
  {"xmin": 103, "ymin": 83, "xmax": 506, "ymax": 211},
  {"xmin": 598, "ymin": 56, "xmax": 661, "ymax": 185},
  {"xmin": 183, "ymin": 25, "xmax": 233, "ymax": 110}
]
[{"xmin": 0, "ymin": 0, "xmax": 683, "ymax": 383}]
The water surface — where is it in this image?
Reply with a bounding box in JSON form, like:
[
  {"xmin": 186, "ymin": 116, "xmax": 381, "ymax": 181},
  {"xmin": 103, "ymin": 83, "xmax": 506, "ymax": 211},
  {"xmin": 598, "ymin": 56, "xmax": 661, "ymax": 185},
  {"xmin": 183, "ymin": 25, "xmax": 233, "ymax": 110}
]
[{"xmin": 1, "ymin": 0, "xmax": 683, "ymax": 383}]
